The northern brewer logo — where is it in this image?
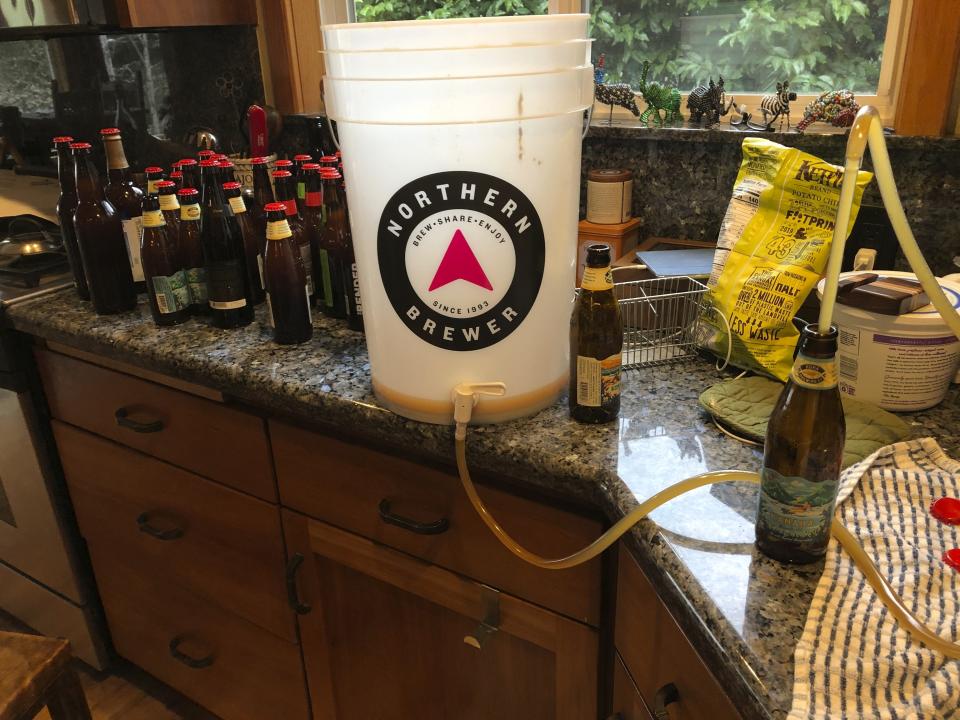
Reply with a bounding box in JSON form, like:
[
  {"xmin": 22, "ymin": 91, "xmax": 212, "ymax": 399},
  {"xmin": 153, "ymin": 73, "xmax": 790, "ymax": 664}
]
[{"xmin": 378, "ymin": 171, "xmax": 545, "ymax": 351}]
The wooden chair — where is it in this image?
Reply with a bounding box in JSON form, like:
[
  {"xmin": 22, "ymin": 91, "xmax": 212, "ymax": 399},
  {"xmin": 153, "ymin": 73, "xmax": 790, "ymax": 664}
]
[{"xmin": 0, "ymin": 631, "xmax": 92, "ymax": 720}]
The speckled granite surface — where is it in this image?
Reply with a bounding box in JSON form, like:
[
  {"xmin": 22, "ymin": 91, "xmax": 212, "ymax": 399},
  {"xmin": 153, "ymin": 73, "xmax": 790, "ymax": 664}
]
[{"xmin": 6, "ymin": 289, "xmax": 960, "ymax": 720}]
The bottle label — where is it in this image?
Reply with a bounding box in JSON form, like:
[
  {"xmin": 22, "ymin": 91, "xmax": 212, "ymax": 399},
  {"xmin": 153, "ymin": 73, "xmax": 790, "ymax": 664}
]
[
  {"xmin": 297, "ymin": 182, "xmax": 306, "ymax": 200},
  {"xmin": 181, "ymin": 204, "xmax": 201, "ymax": 221},
  {"xmin": 791, "ymin": 352, "xmax": 838, "ymax": 390},
  {"xmin": 352, "ymin": 262, "xmax": 362, "ymax": 316},
  {"xmin": 228, "ymin": 196, "xmax": 247, "ymax": 214},
  {"xmin": 266, "ymin": 220, "xmax": 292, "ymax": 240},
  {"xmin": 757, "ymin": 467, "xmax": 839, "ymax": 542},
  {"xmin": 207, "ymin": 259, "xmax": 248, "ymax": 309},
  {"xmin": 575, "ymin": 353, "xmax": 621, "ymax": 407},
  {"xmin": 318, "ymin": 248, "xmax": 334, "ymax": 308},
  {"xmin": 159, "ymin": 194, "xmax": 179, "ymax": 212},
  {"xmin": 581, "ymin": 265, "xmax": 614, "ymax": 291},
  {"xmin": 147, "ymin": 179, "xmax": 160, "ymax": 195},
  {"xmin": 283, "ymin": 199, "xmax": 298, "ymax": 217},
  {"xmin": 300, "ymin": 244, "xmax": 315, "ymax": 296},
  {"xmin": 142, "ymin": 209, "xmax": 164, "ymax": 228},
  {"xmin": 266, "ymin": 292, "xmax": 275, "ymax": 328},
  {"xmin": 152, "ymin": 270, "xmax": 190, "ymax": 314},
  {"xmin": 121, "ymin": 216, "xmax": 144, "ymax": 282},
  {"xmin": 305, "ymin": 190, "xmax": 322, "ymax": 208},
  {"xmin": 186, "ymin": 266, "xmax": 207, "ymax": 305}
]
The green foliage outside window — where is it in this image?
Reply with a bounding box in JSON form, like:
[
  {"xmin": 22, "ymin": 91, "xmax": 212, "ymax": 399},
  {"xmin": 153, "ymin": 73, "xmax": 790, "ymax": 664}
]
[{"xmin": 354, "ymin": 0, "xmax": 889, "ymax": 94}]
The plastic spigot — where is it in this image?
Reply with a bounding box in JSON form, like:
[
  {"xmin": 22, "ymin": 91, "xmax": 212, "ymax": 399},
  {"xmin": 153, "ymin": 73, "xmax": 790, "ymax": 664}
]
[{"xmin": 452, "ymin": 382, "xmax": 507, "ymax": 438}]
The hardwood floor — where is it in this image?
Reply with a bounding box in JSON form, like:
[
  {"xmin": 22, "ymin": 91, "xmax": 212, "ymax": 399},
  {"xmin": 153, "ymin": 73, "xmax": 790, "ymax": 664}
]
[{"xmin": 0, "ymin": 610, "xmax": 217, "ymax": 720}]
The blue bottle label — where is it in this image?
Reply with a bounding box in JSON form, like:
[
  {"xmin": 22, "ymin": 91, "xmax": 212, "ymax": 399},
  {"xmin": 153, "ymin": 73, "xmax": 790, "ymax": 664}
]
[{"xmin": 757, "ymin": 467, "xmax": 838, "ymax": 542}]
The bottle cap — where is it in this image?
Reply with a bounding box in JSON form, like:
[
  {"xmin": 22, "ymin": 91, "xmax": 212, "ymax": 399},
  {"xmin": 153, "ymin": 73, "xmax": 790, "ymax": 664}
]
[
  {"xmin": 217, "ymin": 160, "xmax": 235, "ymax": 168},
  {"xmin": 302, "ymin": 163, "xmax": 321, "ymax": 170},
  {"xmin": 70, "ymin": 142, "xmax": 92, "ymax": 150},
  {"xmin": 251, "ymin": 156, "xmax": 269, "ymax": 164},
  {"xmin": 334, "ymin": 150, "xmax": 342, "ymax": 157},
  {"xmin": 156, "ymin": 180, "xmax": 176, "ymax": 189},
  {"xmin": 145, "ymin": 166, "xmax": 164, "ymax": 174},
  {"xmin": 177, "ymin": 188, "xmax": 199, "ymax": 198},
  {"xmin": 584, "ymin": 243, "xmax": 612, "ymax": 268},
  {"xmin": 198, "ymin": 150, "xmax": 215, "ymax": 158},
  {"xmin": 272, "ymin": 170, "xmax": 292, "ymax": 178},
  {"xmin": 321, "ymin": 169, "xmax": 341, "ymax": 179},
  {"xmin": 264, "ymin": 202, "xmax": 286, "ymax": 212},
  {"xmin": 293, "ymin": 154, "xmax": 312, "ymax": 161},
  {"xmin": 274, "ymin": 159, "xmax": 293, "ymax": 168},
  {"xmin": 319, "ymin": 155, "xmax": 338, "ymax": 163},
  {"xmin": 99, "ymin": 127, "xmax": 121, "ymax": 135},
  {"xmin": 797, "ymin": 323, "xmax": 838, "ymax": 357},
  {"xmin": 52, "ymin": 136, "xmax": 73, "ymax": 144},
  {"xmin": 199, "ymin": 159, "xmax": 218, "ymax": 167},
  {"xmin": 178, "ymin": 158, "xmax": 197, "ymax": 166},
  {"xmin": 222, "ymin": 181, "xmax": 241, "ymax": 191},
  {"xmin": 170, "ymin": 171, "xmax": 183, "ymax": 179}
]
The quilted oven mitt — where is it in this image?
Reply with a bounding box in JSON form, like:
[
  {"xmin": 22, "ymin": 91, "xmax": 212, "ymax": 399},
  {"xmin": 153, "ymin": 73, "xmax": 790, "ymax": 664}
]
[{"xmin": 699, "ymin": 375, "xmax": 913, "ymax": 468}]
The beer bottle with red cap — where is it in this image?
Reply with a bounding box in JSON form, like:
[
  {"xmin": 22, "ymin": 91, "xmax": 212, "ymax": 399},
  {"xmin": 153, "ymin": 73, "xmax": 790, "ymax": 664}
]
[
  {"xmin": 156, "ymin": 180, "xmax": 180, "ymax": 235},
  {"xmin": 293, "ymin": 153, "xmax": 313, "ymax": 213},
  {"xmin": 274, "ymin": 159, "xmax": 294, "ymax": 172},
  {"xmin": 53, "ymin": 136, "xmax": 90, "ymax": 300},
  {"xmin": 263, "ymin": 202, "xmax": 313, "ymax": 345},
  {"xmin": 300, "ymin": 164, "xmax": 323, "ymax": 301},
  {"xmin": 71, "ymin": 142, "xmax": 137, "ymax": 314},
  {"xmin": 273, "ymin": 169, "xmax": 314, "ymax": 302},
  {"xmin": 144, "ymin": 166, "xmax": 165, "ymax": 196},
  {"xmin": 199, "ymin": 162, "xmax": 254, "ymax": 328},
  {"xmin": 316, "ymin": 169, "xmax": 348, "ymax": 319},
  {"xmin": 217, "ymin": 159, "xmax": 237, "ymax": 185},
  {"xmin": 141, "ymin": 193, "xmax": 189, "ymax": 326},
  {"xmin": 169, "ymin": 170, "xmax": 183, "ymax": 192},
  {"xmin": 249, "ymin": 157, "xmax": 274, "ymax": 239},
  {"xmin": 178, "ymin": 158, "xmax": 199, "ymax": 189},
  {"xmin": 223, "ymin": 180, "xmax": 264, "ymax": 305},
  {"xmin": 100, "ymin": 128, "xmax": 145, "ymax": 290},
  {"xmin": 197, "ymin": 149, "xmax": 216, "ymax": 163},
  {"xmin": 177, "ymin": 188, "xmax": 207, "ymax": 315}
]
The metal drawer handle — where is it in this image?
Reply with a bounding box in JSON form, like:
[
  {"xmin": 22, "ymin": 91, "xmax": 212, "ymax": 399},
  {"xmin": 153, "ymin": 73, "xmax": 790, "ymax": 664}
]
[
  {"xmin": 285, "ymin": 552, "xmax": 311, "ymax": 615},
  {"xmin": 115, "ymin": 407, "xmax": 164, "ymax": 433},
  {"xmin": 136, "ymin": 511, "xmax": 184, "ymax": 541},
  {"xmin": 653, "ymin": 683, "xmax": 680, "ymax": 719},
  {"xmin": 168, "ymin": 635, "xmax": 215, "ymax": 669},
  {"xmin": 378, "ymin": 498, "xmax": 450, "ymax": 535}
]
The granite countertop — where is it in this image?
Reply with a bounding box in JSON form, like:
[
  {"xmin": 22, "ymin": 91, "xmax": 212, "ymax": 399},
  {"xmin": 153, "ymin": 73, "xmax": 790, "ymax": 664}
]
[{"xmin": 6, "ymin": 289, "xmax": 960, "ymax": 720}]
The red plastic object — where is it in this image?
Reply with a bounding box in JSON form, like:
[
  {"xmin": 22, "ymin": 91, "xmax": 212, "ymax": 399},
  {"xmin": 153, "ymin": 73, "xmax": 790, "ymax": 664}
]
[
  {"xmin": 945, "ymin": 549, "xmax": 960, "ymax": 572},
  {"xmin": 931, "ymin": 497, "xmax": 960, "ymax": 526},
  {"xmin": 247, "ymin": 104, "xmax": 268, "ymax": 157}
]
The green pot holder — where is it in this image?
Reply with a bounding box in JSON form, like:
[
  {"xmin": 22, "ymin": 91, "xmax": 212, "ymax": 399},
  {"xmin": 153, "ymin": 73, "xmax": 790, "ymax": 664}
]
[{"xmin": 699, "ymin": 375, "xmax": 913, "ymax": 468}]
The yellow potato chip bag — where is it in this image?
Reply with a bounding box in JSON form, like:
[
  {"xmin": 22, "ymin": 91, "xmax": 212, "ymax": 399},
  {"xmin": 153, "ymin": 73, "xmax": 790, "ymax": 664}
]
[{"xmin": 700, "ymin": 138, "xmax": 873, "ymax": 380}]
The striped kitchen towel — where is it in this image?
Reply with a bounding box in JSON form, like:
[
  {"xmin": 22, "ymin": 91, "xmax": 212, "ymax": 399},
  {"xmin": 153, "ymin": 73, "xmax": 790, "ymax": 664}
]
[{"xmin": 789, "ymin": 438, "xmax": 960, "ymax": 720}]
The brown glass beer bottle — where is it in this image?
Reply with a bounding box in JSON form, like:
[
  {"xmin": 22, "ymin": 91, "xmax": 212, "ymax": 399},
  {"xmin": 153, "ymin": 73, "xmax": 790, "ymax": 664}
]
[
  {"xmin": 223, "ymin": 181, "xmax": 264, "ymax": 305},
  {"xmin": 263, "ymin": 202, "xmax": 313, "ymax": 345},
  {"xmin": 177, "ymin": 188, "xmax": 207, "ymax": 315},
  {"xmin": 273, "ymin": 169, "xmax": 314, "ymax": 302},
  {"xmin": 54, "ymin": 136, "xmax": 90, "ymax": 299},
  {"xmin": 140, "ymin": 194, "xmax": 189, "ymax": 326},
  {"xmin": 99, "ymin": 128, "xmax": 145, "ymax": 290}
]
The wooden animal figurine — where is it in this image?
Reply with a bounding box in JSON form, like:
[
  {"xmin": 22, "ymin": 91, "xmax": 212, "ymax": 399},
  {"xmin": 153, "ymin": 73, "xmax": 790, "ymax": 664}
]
[
  {"xmin": 753, "ymin": 81, "xmax": 797, "ymax": 130},
  {"xmin": 687, "ymin": 77, "xmax": 726, "ymax": 124},
  {"xmin": 593, "ymin": 52, "xmax": 640, "ymax": 123},
  {"xmin": 797, "ymin": 89, "xmax": 860, "ymax": 132},
  {"xmin": 637, "ymin": 61, "xmax": 682, "ymax": 126}
]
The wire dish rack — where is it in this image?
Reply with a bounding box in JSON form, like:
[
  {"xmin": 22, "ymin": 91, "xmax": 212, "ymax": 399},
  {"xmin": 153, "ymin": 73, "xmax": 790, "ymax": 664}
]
[{"xmin": 614, "ymin": 274, "xmax": 708, "ymax": 369}]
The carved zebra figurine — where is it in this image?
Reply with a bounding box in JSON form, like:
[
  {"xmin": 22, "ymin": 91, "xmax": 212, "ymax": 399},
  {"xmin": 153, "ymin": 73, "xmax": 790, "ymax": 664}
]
[
  {"xmin": 687, "ymin": 77, "xmax": 726, "ymax": 124},
  {"xmin": 753, "ymin": 81, "xmax": 798, "ymax": 131}
]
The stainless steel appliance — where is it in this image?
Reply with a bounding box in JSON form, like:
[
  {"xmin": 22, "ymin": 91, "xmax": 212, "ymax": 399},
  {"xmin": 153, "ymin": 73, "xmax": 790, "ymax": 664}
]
[{"xmin": 0, "ymin": 226, "xmax": 108, "ymax": 668}]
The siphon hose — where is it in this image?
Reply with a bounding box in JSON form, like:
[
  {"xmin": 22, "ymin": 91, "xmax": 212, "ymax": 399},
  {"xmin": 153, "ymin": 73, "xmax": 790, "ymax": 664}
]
[{"xmin": 456, "ymin": 434, "xmax": 960, "ymax": 658}]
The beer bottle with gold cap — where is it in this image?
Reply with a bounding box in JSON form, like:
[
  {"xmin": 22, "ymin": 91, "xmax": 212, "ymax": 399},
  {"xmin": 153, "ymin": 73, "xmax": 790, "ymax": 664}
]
[
  {"xmin": 100, "ymin": 128, "xmax": 145, "ymax": 289},
  {"xmin": 263, "ymin": 202, "xmax": 313, "ymax": 345},
  {"xmin": 53, "ymin": 136, "xmax": 90, "ymax": 300},
  {"xmin": 177, "ymin": 188, "xmax": 207, "ymax": 315},
  {"xmin": 223, "ymin": 180, "xmax": 265, "ymax": 305},
  {"xmin": 756, "ymin": 324, "xmax": 846, "ymax": 564},
  {"xmin": 140, "ymin": 194, "xmax": 189, "ymax": 326},
  {"xmin": 570, "ymin": 243, "xmax": 622, "ymax": 423},
  {"xmin": 71, "ymin": 142, "xmax": 137, "ymax": 314}
]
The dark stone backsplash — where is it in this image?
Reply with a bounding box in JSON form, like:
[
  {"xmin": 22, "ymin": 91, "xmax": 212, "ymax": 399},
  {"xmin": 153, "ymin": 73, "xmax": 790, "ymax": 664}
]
[{"xmin": 581, "ymin": 123, "xmax": 960, "ymax": 275}]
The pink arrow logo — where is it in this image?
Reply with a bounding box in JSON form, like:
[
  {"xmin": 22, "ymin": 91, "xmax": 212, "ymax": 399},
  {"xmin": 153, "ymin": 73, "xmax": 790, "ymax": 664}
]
[{"xmin": 428, "ymin": 229, "xmax": 493, "ymax": 292}]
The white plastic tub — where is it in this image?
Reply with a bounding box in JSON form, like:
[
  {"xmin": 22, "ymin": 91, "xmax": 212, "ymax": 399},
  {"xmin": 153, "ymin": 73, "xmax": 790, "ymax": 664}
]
[
  {"xmin": 323, "ymin": 39, "xmax": 592, "ymax": 79},
  {"xmin": 322, "ymin": 13, "xmax": 590, "ymax": 51},
  {"xmin": 816, "ymin": 271, "xmax": 960, "ymax": 411},
  {"xmin": 324, "ymin": 66, "xmax": 594, "ymax": 124}
]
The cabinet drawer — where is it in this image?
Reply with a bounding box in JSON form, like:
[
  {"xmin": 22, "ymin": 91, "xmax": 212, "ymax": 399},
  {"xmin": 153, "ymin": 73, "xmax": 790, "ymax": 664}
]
[
  {"xmin": 615, "ymin": 549, "xmax": 741, "ymax": 720},
  {"xmin": 54, "ymin": 420, "xmax": 295, "ymax": 642},
  {"xmin": 611, "ymin": 652, "xmax": 653, "ymax": 720},
  {"xmin": 36, "ymin": 349, "xmax": 274, "ymax": 500},
  {"xmin": 90, "ymin": 542, "xmax": 308, "ymax": 720},
  {"xmin": 271, "ymin": 420, "xmax": 602, "ymax": 625}
]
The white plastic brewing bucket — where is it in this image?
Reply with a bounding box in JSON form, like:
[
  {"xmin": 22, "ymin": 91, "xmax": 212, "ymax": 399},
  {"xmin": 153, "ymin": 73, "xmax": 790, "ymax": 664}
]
[
  {"xmin": 326, "ymin": 65, "xmax": 589, "ymax": 424},
  {"xmin": 323, "ymin": 39, "xmax": 592, "ymax": 79},
  {"xmin": 323, "ymin": 13, "xmax": 589, "ymax": 51},
  {"xmin": 325, "ymin": 66, "xmax": 594, "ymax": 123}
]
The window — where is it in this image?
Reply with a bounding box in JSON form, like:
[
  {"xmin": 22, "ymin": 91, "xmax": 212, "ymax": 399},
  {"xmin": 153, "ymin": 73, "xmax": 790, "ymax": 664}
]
[{"xmin": 353, "ymin": 0, "xmax": 548, "ymax": 23}]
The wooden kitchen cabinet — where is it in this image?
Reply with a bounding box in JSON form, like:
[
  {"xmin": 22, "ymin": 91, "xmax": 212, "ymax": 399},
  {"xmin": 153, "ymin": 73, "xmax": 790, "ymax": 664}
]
[
  {"xmin": 112, "ymin": 0, "xmax": 257, "ymax": 27},
  {"xmin": 283, "ymin": 509, "xmax": 599, "ymax": 720},
  {"xmin": 610, "ymin": 652, "xmax": 653, "ymax": 720},
  {"xmin": 615, "ymin": 548, "xmax": 741, "ymax": 720}
]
